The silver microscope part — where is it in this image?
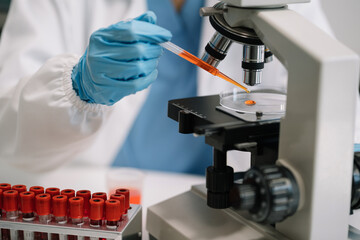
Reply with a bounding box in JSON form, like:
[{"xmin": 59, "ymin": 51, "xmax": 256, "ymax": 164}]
[
  {"xmin": 201, "ymin": 32, "xmax": 233, "ymax": 67},
  {"xmin": 242, "ymin": 45, "xmax": 265, "ymax": 86},
  {"xmin": 243, "ymin": 45, "xmax": 264, "ymax": 63},
  {"xmin": 265, "ymin": 47, "xmax": 274, "ymax": 63},
  {"xmin": 243, "ymin": 69, "xmax": 263, "ymax": 86},
  {"xmin": 200, "ymin": 7, "xmax": 226, "ymax": 16}
]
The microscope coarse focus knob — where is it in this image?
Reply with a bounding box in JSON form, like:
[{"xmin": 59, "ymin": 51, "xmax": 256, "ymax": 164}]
[
  {"xmin": 206, "ymin": 166, "xmax": 234, "ymax": 209},
  {"xmin": 351, "ymin": 152, "xmax": 360, "ymax": 210},
  {"xmin": 232, "ymin": 165, "xmax": 299, "ymax": 224}
]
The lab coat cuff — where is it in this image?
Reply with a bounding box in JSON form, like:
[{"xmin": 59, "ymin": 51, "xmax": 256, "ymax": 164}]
[{"xmin": 62, "ymin": 55, "xmax": 111, "ymax": 113}]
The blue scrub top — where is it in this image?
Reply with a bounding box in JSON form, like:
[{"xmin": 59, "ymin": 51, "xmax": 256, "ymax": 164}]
[{"xmin": 112, "ymin": 0, "xmax": 212, "ymax": 175}]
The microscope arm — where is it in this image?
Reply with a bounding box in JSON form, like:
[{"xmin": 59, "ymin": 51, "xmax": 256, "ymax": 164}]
[{"xmin": 223, "ymin": 7, "xmax": 360, "ymax": 240}]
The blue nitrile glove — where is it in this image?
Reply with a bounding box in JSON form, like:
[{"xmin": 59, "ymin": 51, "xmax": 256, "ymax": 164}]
[{"xmin": 71, "ymin": 11, "xmax": 172, "ymax": 105}]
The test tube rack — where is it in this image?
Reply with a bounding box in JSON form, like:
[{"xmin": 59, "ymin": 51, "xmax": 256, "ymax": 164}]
[{"xmin": 0, "ymin": 204, "xmax": 142, "ymax": 240}]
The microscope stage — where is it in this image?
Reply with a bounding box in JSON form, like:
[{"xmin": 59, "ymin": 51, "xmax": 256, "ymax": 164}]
[{"xmin": 168, "ymin": 95, "xmax": 280, "ymax": 150}]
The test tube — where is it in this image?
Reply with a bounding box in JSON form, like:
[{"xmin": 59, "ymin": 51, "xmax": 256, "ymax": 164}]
[
  {"xmin": 0, "ymin": 183, "xmax": 11, "ymax": 215},
  {"xmin": 0, "ymin": 183, "xmax": 11, "ymax": 191},
  {"xmin": 52, "ymin": 195, "xmax": 68, "ymax": 223},
  {"xmin": 3, "ymin": 190, "xmax": 19, "ymax": 240},
  {"xmin": 69, "ymin": 197, "xmax": 84, "ymax": 225},
  {"xmin": 51, "ymin": 195, "xmax": 68, "ymax": 240},
  {"xmin": 3, "ymin": 190, "xmax": 19, "ymax": 219},
  {"xmin": 115, "ymin": 189, "xmax": 130, "ymax": 214},
  {"xmin": 29, "ymin": 186, "xmax": 44, "ymax": 196},
  {"xmin": 20, "ymin": 191, "xmax": 35, "ymax": 220},
  {"xmin": 35, "ymin": 194, "xmax": 51, "ymax": 240},
  {"xmin": 67, "ymin": 197, "xmax": 84, "ymax": 240},
  {"xmin": 45, "ymin": 187, "xmax": 60, "ymax": 216},
  {"xmin": 110, "ymin": 194, "xmax": 125, "ymax": 219},
  {"xmin": 76, "ymin": 190, "xmax": 91, "ymax": 218},
  {"xmin": 61, "ymin": 189, "xmax": 75, "ymax": 217},
  {"xmin": 91, "ymin": 192, "xmax": 107, "ymax": 201},
  {"xmin": 35, "ymin": 193, "xmax": 51, "ymax": 223},
  {"xmin": 12, "ymin": 185, "xmax": 27, "ymax": 214},
  {"xmin": 60, "ymin": 189, "xmax": 75, "ymax": 199},
  {"xmin": 19, "ymin": 192, "xmax": 35, "ymax": 240},
  {"xmin": 0, "ymin": 189, "xmax": 3, "ymax": 217},
  {"xmin": 105, "ymin": 200, "xmax": 121, "ymax": 229},
  {"xmin": 0, "ymin": 188, "xmax": 8, "ymax": 240},
  {"xmin": 12, "ymin": 184, "xmax": 27, "ymax": 193},
  {"xmin": 45, "ymin": 187, "xmax": 60, "ymax": 196},
  {"xmin": 89, "ymin": 198, "xmax": 104, "ymax": 227}
]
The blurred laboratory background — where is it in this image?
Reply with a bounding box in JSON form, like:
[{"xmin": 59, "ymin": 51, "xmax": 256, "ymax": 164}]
[{"xmin": 0, "ymin": 0, "xmax": 359, "ymax": 74}]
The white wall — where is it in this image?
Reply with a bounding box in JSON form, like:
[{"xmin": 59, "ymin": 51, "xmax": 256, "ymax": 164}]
[{"xmin": 320, "ymin": 0, "xmax": 360, "ymax": 66}]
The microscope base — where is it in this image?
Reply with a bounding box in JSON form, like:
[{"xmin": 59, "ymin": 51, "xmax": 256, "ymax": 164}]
[
  {"xmin": 146, "ymin": 185, "xmax": 360, "ymax": 240},
  {"xmin": 147, "ymin": 184, "xmax": 287, "ymax": 240}
]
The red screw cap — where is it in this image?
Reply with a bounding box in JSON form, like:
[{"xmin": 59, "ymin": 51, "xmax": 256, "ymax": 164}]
[
  {"xmin": 69, "ymin": 197, "xmax": 84, "ymax": 219},
  {"xmin": 46, "ymin": 188, "xmax": 60, "ymax": 197},
  {"xmin": 110, "ymin": 194, "xmax": 125, "ymax": 215},
  {"xmin": 89, "ymin": 198, "xmax": 104, "ymax": 221},
  {"xmin": 29, "ymin": 186, "xmax": 44, "ymax": 196},
  {"xmin": 76, "ymin": 190, "xmax": 91, "ymax": 216},
  {"xmin": 35, "ymin": 194, "xmax": 51, "ymax": 216},
  {"xmin": 20, "ymin": 191, "xmax": 35, "ymax": 213},
  {"xmin": 105, "ymin": 199, "xmax": 121, "ymax": 222},
  {"xmin": 92, "ymin": 192, "xmax": 107, "ymax": 201},
  {"xmin": 0, "ymin": 189, "xmax": 3, "ymax": 210},
  {"xmin": 52, "ymin": 195, "xmax": 68, "ymax": 217},
  {"xmin": 0, "ymin": 183, "xmax": 11, "ymax": 191},
  {"xmin": 61, "ymin": 189, "xmax": 75, "ymax": 199},
  {"xmin": 115, "ymin": 189, "xmax": 130, "ymax": 210},
  {"xmin": 3, "ymin": 190, "xmax": 18, "ymax": 212},
  {"xmin": 12, "ymin": 185, "xmax": 27, "ymax": 194}
]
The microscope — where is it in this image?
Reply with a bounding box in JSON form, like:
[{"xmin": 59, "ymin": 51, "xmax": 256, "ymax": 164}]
[{"xmin": 147, "ymin": 0, "xmax": 360, "ymax": 239}]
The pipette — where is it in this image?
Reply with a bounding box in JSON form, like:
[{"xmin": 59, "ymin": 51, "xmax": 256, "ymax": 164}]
[{"xmin": 160, "ymin": 41, "xmax": 250, "ymax": 93}]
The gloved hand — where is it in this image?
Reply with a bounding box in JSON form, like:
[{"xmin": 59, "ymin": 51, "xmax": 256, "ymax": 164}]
[{"xmin": 71, "ymin": 11, "xmax": 172, "ymax": 105}]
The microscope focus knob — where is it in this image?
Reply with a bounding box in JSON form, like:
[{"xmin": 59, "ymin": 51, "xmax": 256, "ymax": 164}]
[
  {"xmin": 206, "ymin": 166, "xmax": 234, "ymax": 209},
  {"xmin": 237, "ymin": 165, "xmax": 300, "ymax": 224},
  {"xmin": 351, "ymin": 152, "xmax": 360, "ymax": 210}
]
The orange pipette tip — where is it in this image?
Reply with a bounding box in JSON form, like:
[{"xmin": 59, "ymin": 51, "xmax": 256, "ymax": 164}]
[{"xmin": 160, "ymin": 42, "xmax": 250, "ymax": 93}]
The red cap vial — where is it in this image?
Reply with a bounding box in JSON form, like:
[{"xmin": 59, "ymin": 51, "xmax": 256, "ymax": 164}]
[
  {"xmin": 92, "ymin": 192, "xmax": 107, "ymax": 201},
  {"xmin": 61, "ymin": 189, "xmax": 75, "ymax": 199},
  {"xmin": 0, "ymin": 189, "xmax": 3, "ymax": 213},
  {"xmin": 12, "ymin": 185, "xmax": 27, "ymax": 194},
  {"xmin": 116, "ymin": 189, "xmax": 130, "ymax": 211},
  {"xmin": 3, "ymin": 190, "xmax": 18, "ymax": 212},
  {"xmin": 46, "ymin": 188, "xmax": 60, "ymax": 197},
  {"xmin": 105, "ymin": 199, "xmax": 121, "ymax": 223},
  {"xmin": 35, "ymin": 194, "xmax": 51, "ymax": 216},
  {"xmin": 69, "ymin": 197, "xmax": 84, "ymax": 220},
  {"xmin": 110, "ymin": 194, "xmax": 125, "ymax": 215},
  {"xmin": 30, "ymin": 186, "xmax": 44, "ymax": 195},
  {"xmin": 76, "ymin": 190, "xmax": 91, "ymax": 217},
  {"xmin": 3, "ymin": 190, "xmax": 19, "ymax": 219},
  {"xmin": 0, "ymin": 183, "xmax": 11, "ymax": 191},
  {"xmin": 52, "ymin": 195, "xmax": 68, "ymax": 224},
  {"xmin": 20, "ymin": 191, "xmax": 35, "ymax": 213},
  {"xmin": 89, "ymin": 198, "xmax": 104, "ymax": 221}
]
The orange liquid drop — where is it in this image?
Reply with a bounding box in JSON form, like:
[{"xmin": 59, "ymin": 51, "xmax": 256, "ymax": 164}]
[
  {"xmin": 179, "ymin": 51, "xmax": 249, "ymax": 93},
  {"xmin": 245, "ymin": 100, "xmax": 256, "ymax": 105}
]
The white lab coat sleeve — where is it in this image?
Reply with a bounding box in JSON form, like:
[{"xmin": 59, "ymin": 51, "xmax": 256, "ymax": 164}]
[
  {"xmin": 0, "ymin": 54, "xmax": 112, "ymax": 172},
  {"xmin": 0, "ymin": 0, "xmax": 112, "ymax": 172}
]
